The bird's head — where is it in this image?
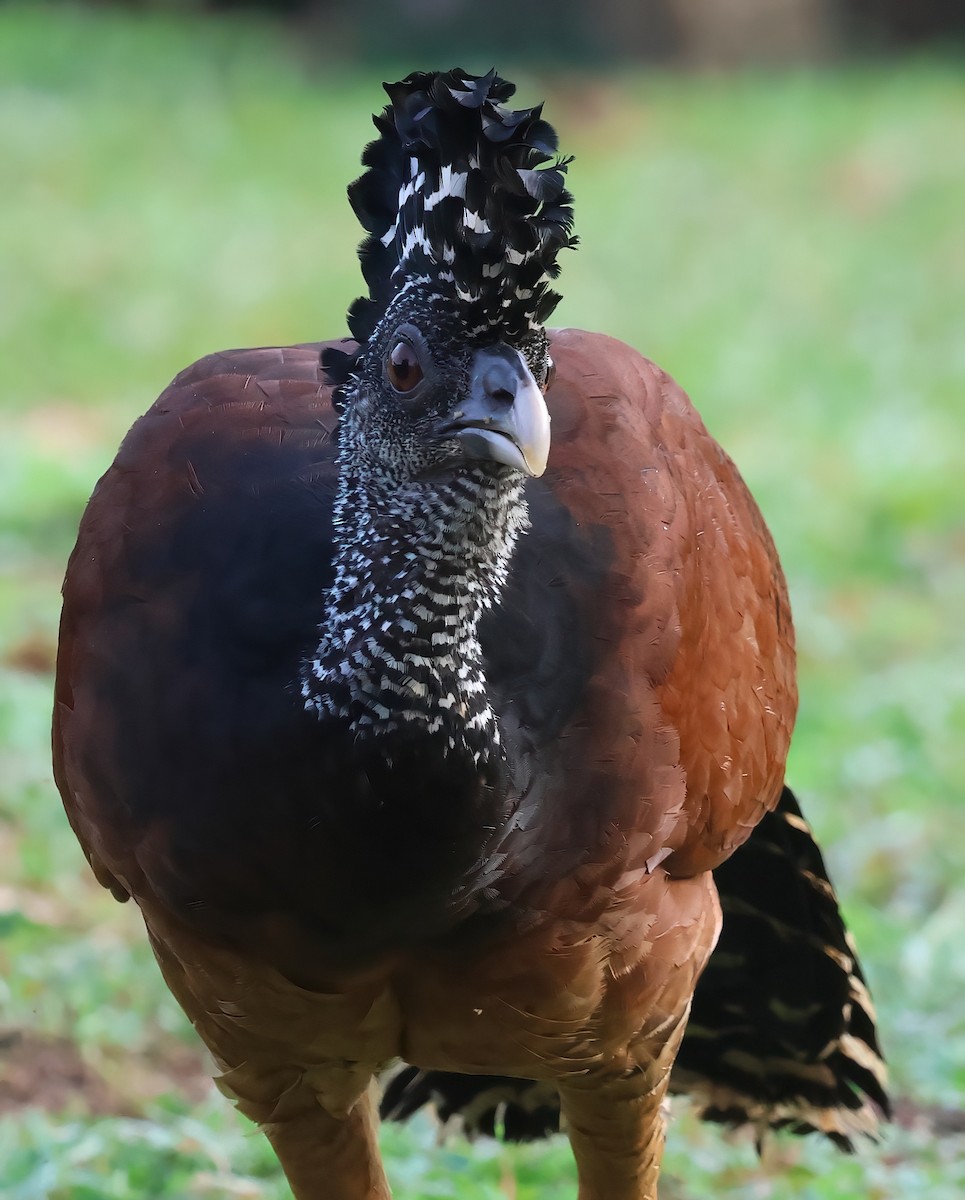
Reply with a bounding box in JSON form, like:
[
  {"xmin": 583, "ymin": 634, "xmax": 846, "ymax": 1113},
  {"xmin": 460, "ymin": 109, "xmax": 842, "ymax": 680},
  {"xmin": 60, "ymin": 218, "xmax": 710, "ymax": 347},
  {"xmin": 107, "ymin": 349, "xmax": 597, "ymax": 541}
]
[{"xmin": 324, "ymin": 69, "xmax": 576, "ymax": 487}]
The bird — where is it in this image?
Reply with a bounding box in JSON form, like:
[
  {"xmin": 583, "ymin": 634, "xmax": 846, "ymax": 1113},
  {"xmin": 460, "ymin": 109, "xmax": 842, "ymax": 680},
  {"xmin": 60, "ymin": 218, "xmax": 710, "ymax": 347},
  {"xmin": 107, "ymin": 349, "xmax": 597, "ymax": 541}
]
[{"xmin": 53, "ymin": 69, "xmax": 888, "ymax": 1199}]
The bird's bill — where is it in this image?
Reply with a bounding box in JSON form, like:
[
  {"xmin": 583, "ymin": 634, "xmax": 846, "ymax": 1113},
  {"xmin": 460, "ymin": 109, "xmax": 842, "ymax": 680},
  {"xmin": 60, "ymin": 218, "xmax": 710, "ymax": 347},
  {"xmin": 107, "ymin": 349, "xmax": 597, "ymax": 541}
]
[{"xmin": 438, "ymin": 344, "xmax": 551, "ymax": 477}]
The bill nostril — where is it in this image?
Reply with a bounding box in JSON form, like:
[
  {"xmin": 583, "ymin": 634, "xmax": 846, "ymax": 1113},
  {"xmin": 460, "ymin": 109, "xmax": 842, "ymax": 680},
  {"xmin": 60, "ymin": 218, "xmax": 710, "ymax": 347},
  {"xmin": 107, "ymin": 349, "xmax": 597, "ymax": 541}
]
[{"xmin": 482, "ymin": 366, "xmax": 517, "ymax": 405}]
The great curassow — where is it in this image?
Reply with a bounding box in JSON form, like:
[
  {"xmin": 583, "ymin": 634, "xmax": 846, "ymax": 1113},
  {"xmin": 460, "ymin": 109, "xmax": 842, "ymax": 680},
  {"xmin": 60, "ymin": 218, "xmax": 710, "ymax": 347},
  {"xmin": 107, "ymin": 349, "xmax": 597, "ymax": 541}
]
[{"xmin": 53, "ymin": 70, "xmax": 888, "ymax": 1199}]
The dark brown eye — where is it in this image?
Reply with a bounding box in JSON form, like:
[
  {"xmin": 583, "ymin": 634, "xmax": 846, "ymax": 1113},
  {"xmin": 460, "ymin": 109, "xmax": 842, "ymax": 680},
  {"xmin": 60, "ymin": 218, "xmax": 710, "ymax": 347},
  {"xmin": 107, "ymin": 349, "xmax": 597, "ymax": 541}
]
[{"xmin": 386, "ymin": 342, "xmax": 424, "ymax": 394}]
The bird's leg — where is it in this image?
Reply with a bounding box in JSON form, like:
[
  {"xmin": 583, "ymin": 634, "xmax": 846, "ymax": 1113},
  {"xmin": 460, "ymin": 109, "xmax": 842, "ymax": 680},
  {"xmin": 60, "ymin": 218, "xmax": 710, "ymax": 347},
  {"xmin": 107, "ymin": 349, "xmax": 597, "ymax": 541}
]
[
  {"xmin": 557, "ymin": 1066, "xmax": 673, "ymax": 1200},
  {"xmin": 144, "ymin": 923, "xmax": 392, "ymax": 1199},
  {"xmin": 556, "ymin": 990, "xmax": 693, "ymax": 1200},
  {"xmin": 554, "ymin": 873, "xmax": 715, "ymax": 1200},
  {"xmin": 259, "ymin": 1079, "xmax": 391, "ymax": 1200}
]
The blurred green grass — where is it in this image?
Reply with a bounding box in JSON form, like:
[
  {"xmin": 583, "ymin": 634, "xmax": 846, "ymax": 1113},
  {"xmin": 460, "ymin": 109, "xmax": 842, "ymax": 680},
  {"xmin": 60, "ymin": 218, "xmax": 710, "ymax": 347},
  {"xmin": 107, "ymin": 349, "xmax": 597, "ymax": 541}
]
[{"xmin": 2, "ymin": 4, "xmax": 964, "ymax": 1197}]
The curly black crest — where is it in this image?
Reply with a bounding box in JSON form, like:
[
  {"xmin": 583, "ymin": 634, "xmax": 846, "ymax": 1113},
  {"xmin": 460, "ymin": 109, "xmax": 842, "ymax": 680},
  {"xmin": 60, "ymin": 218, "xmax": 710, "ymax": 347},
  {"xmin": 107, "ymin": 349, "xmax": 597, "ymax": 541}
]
[{"xmin": 324, "ymin": 69, "xmax": 576, "ymax": 390}]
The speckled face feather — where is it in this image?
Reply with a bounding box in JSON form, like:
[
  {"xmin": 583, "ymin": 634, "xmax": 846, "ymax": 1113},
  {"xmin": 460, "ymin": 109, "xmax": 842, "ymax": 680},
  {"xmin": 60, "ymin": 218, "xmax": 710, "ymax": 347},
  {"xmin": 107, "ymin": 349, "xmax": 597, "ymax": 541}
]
[{"xmin": 302, "ymin": 70, "xmax": 575, "ymax": 759}]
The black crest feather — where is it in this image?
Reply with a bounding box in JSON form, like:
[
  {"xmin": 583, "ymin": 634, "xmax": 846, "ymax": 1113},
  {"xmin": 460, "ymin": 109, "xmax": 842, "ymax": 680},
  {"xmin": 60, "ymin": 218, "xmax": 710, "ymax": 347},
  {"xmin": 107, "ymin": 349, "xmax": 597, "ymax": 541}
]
[{"xmin": 324, "ymin": 69, "xmax": 576, "ymax": 389}]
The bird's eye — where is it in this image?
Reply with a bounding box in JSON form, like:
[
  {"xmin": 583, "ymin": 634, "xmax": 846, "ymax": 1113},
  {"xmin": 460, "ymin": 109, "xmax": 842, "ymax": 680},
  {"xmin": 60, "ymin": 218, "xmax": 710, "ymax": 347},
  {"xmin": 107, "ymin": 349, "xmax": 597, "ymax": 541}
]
[
  {"xmin": 386, "ymin": 342, "xmax": 424, "ymax": 394},
  {"xmin": 543, "ymin": 356, "xmax": 556, "ymax": 390}
]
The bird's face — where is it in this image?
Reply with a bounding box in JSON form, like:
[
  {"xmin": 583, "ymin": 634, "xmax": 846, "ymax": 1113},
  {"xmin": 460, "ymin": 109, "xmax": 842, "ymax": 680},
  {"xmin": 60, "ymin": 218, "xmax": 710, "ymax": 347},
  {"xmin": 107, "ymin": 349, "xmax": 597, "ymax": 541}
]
[{"xmin": 342, "ymin": 294, "xmax": 552, "ymax": 485}]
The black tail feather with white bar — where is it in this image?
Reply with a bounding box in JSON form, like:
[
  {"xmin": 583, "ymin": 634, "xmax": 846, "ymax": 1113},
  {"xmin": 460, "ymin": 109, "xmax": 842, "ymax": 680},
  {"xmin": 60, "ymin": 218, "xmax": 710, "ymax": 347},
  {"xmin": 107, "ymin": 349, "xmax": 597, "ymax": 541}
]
[
  {"xmin": 380, "ymin": 787, "xmax": 889, "ymax": 1148},
  {"xmin": 673, "ymin": 784, "xmax": 890, "ymax": 1148}
]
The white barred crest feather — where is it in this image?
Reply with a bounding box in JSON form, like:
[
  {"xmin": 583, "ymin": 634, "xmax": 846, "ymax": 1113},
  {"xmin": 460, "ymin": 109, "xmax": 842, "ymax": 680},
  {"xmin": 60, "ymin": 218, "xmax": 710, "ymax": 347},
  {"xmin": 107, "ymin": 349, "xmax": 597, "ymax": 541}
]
[{"xmin": 324, "ymin": 68, "xmax": 576, "ymax": 389}]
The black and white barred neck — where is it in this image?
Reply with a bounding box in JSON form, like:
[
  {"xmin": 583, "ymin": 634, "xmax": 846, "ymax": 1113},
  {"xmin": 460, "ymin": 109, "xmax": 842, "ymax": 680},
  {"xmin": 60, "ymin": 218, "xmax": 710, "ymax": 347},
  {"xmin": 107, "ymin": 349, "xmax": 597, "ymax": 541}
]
[{"xmin": 301, "ymin": 442, "xmax": 528, "ymax": 762}]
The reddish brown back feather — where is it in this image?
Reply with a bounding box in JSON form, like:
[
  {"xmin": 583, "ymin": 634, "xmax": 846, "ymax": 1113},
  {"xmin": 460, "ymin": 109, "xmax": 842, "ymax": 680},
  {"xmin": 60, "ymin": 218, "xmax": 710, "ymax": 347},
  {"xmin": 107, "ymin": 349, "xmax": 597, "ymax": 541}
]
[{"xmin": 543, "ymin": 329, "xmax": 796, "ymax": 877}]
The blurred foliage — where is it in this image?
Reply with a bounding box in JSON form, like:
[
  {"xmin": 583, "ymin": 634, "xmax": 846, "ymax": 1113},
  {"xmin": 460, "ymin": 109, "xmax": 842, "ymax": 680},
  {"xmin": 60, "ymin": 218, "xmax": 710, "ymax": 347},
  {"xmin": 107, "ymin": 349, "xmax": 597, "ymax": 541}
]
[
  {"xmin": 91, "ymin": 0, "xmax": 965, "ymax": 64},
  {"xmin": 2, "ymin": 3, "xmax": 964, "ymax": 1197}
]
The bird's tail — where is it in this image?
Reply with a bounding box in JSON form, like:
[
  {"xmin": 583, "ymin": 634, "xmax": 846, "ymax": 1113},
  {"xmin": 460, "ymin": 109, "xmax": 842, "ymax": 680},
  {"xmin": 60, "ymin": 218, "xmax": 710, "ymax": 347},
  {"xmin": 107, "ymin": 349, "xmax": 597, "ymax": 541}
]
[
  {"xmin": 379, "ymin": 786, "xmax": 889, "ymax": 1148},
  {"xmin": 671, "ymin": 784, "xmax": 889, "ymax": 1148}
]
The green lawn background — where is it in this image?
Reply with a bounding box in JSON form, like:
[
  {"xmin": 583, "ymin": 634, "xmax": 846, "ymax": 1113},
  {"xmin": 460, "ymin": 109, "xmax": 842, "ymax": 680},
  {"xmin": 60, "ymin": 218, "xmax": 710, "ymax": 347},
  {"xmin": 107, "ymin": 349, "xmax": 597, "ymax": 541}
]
[{"xmin": 1, "ymin": 6, "xmax": 963, "ymax": 1197}]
